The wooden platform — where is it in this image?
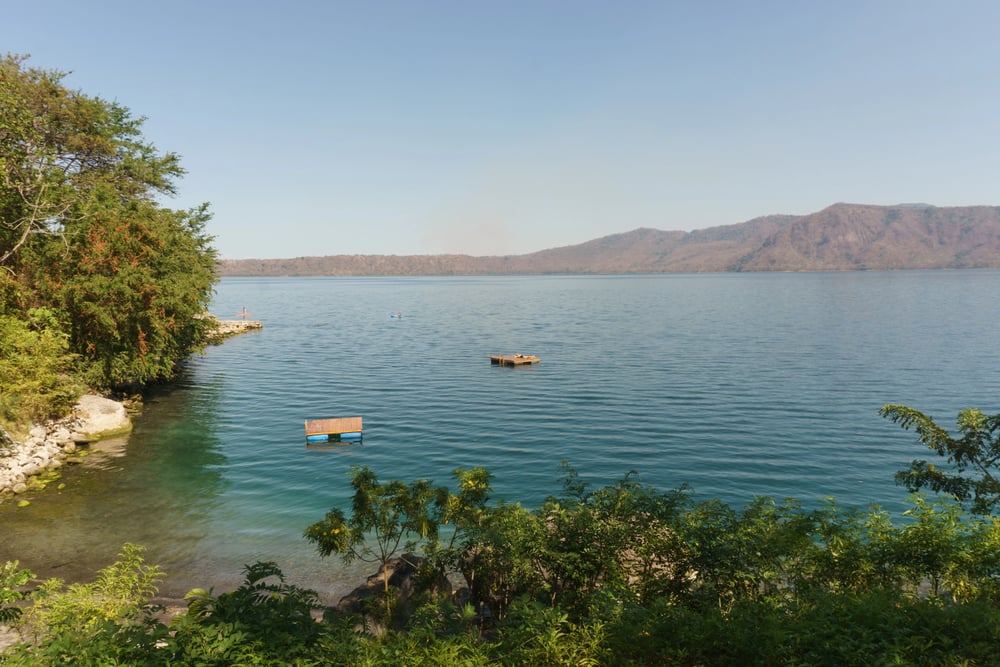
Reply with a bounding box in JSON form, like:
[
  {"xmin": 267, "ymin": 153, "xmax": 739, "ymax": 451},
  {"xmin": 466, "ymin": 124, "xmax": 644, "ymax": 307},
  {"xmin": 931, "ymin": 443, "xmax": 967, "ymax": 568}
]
[
  {"xmin": 305, "ymin": 416, "xmax": 363, "ymax": 442},
  {"xmin": 489, "ymin": 354, "xmax": 540, "ymax": 366}
]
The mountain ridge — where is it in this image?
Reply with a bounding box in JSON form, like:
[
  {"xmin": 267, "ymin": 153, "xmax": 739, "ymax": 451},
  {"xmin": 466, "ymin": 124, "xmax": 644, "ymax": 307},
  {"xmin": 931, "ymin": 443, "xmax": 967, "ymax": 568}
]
[{"xmin": 218, "ymin": 203, "xmax": 1000, "ymax": 276}]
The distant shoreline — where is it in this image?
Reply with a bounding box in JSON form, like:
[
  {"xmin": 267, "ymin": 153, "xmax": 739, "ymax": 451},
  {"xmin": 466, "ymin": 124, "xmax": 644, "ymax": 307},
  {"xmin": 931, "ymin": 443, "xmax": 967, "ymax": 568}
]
[{"xmin": 217, "ymin": 203, "xmax": 1000, "ymax": 276}]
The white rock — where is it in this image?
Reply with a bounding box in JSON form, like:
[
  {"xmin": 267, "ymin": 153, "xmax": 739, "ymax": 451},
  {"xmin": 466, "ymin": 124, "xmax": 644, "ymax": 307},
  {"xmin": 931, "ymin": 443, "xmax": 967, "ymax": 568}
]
[{"xmin": 73, "ymin": 395, "xmax": 131, "ymax": 439}]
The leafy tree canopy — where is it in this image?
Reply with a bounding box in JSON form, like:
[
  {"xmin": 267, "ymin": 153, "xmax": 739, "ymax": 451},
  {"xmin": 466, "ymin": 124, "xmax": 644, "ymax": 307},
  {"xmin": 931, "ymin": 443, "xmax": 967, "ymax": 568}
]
[
  {"xmin": 0, "ymin": 54, "xmax": 182, "ymax": 268},
  {"xmin": 882, "ymin": 404, "xmax": 1000, "ymax": 515},
  {"xmin": 0, "ymin": 53, "xmax": 217, "ymax": 400}
]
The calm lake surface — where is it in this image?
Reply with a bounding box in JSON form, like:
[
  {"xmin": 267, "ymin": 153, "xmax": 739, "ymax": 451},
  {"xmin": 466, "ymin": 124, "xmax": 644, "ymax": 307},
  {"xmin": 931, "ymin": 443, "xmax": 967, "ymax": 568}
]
[{"xmin": 2, "ymin": 271, "xmax": 999, "ymax": 601}]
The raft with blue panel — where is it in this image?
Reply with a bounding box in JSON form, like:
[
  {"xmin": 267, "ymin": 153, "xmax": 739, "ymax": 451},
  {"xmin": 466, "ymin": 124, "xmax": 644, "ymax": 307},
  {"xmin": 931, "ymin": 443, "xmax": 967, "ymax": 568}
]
[{"xmin": 305, "ymin": 416, "xmax": 363, "ymax": 444}]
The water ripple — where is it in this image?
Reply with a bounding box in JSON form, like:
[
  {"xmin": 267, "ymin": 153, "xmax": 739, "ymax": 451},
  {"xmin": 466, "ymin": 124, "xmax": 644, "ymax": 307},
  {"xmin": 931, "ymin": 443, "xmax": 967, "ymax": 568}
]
[{"xmin": 4, "ymin": 272, "xmax": 1000, "ymax": 599}]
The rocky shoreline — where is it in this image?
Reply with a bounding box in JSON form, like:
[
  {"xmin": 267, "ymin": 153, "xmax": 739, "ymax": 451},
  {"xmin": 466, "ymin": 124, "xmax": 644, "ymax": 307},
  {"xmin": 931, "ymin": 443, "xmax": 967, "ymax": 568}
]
[
  {"xmin": 1, "ymin": 317, "xmax": 262, "ymax": 500},
  {"xmin": 206, "ymin": 318, "xmax": 263, "ymax": 342},
  {"xmin": 0, "ymin": 395, "xmax": 132, "ymax": 500},
  {"xmin": 1, "ymin": 319, "xmax": 268, "ymax": 650}
]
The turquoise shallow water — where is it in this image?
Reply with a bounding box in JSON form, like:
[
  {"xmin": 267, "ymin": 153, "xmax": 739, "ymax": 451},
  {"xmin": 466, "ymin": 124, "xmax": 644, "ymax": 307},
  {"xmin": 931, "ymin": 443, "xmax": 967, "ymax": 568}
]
[{"xmin": 2, "ymin": 271, "xmax": 999, "ymax": 601}]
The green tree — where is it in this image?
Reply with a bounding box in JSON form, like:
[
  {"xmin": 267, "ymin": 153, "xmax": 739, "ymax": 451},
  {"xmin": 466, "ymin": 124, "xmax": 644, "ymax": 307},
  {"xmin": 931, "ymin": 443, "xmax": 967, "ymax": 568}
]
[
  {"xmin": 47, "ymin": 199, "xmax": 217, "ymax": 388},
  {"xmin": 575, "ymin": 470, "xmax": 692, "ymax": 606},
  {"xmin": 881, "ymin": 404, "xmax": 1000, "ymax": 515},
  {"xmin": 1, "ymin": 53, "xmax": 218, "ymax": 391},
  {"xmin": 801, "ymin": 499, "xmax": 900, "ymax": 594},
  {"xmin": 304, "ymin": 466, "xmax": 447, "ymax": 621},
  {"xmin": 676, "ymin": 496, "xmax": 815, "ymax": 610},
  {"xmin": 895, "ymin": 495, "xmax": 970, "ymax": 598},
  {"xmin": 525, "ymin": 467, "xmax": 692, "ymax": 616},
  {"xmin": 457, "ymin": 500, "xmax": 545, "ymax": 621},
  {"xmin": 440, "ymin": 467, "xmax": 495, "ymax": 550},
  {"xmin": 1, "ymin": 54, "xmax": 182, "ymax": 271},
  {"xmin": 454, "ymin": 466, "xmax": 693, "ymax": 620}
]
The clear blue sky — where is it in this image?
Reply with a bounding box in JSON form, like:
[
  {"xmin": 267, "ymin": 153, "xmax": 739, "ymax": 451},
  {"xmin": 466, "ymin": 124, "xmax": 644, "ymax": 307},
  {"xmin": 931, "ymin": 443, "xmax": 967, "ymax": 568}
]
[{"xmin": 4, "ymin": 1, "xmax": 999, "ymax": 259}]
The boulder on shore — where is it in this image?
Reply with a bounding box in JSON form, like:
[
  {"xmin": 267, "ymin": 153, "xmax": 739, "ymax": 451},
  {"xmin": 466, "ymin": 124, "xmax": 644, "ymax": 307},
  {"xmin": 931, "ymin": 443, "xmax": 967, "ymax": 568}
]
[{"xmin": 72, "ymin": 394, "xmax": 132, "ymax": 441}]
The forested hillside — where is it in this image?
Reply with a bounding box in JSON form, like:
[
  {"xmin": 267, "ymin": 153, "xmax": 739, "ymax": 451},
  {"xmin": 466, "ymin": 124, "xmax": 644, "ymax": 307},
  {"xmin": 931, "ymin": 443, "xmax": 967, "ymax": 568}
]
[
  {"xmin": 0, "ymin": 54, "xmax": 217, "ymax": 429},
  {"xmin": 218, "ymin": 204, "xmax": 1000, "ymax": 276}
]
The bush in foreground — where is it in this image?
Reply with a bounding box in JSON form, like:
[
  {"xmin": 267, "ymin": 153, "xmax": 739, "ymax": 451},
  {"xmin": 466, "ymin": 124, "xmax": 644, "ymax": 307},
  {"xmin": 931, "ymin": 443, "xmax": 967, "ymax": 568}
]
[{"xmin": 6, "ymin": 466, "xmax": 1000, "ymax": 665}]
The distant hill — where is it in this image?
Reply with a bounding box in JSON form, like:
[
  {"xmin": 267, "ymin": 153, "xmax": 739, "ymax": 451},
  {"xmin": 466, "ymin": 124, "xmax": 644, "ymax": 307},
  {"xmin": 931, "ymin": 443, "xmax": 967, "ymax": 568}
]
[{"xmin": 218, "ymin": 204, "xmax": 1000, "ymax": 276}]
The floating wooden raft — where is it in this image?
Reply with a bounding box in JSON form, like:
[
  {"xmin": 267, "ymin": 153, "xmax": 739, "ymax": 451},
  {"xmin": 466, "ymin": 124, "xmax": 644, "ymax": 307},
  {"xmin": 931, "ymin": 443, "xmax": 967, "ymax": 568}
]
[
  {"xmin": 489, "ymin": 354, "xmax": 540, "ymax": 366},
  {"xmin": 305, "ymin": 416, "xmax": 363, "ymax": 443}
]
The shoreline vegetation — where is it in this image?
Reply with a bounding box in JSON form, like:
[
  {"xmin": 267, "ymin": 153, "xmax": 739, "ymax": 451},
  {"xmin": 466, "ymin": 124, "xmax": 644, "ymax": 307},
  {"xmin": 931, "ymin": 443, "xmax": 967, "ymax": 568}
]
[
  {"xmin": 1, "ymin": 52, "xmax": 219, "ymax": 453},
  {"xmin": 0, "ymin": 317, "xmax": 260, "ymax": 501},
  {"xmin": 5, "ymin": 451, "xmax": 1000, "ymax": 664}
]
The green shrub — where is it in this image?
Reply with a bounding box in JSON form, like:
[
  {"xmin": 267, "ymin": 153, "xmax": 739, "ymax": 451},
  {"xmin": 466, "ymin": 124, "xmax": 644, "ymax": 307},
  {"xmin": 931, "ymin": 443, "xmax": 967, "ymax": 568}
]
[
  {"xmin": 167, "ymin": 561, "xmax": 324, "ymax": 665},
  {"xmin": 0, "ymin": 561, "xmax": 33, "ymax": 625},
  {"xmin": 16, "ymin": 543, "xmax": 162, "ymax": 643},
  {"xmin": 0, "ymin": 311, "xmax": 81, "ymax": 429}
]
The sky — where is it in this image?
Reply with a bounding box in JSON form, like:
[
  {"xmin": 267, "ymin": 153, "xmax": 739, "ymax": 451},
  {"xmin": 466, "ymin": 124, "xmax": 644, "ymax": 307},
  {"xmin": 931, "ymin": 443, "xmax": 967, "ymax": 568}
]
[{"xmin": 4, "ymin": 1, "xmax": 999, "ymax": 259}]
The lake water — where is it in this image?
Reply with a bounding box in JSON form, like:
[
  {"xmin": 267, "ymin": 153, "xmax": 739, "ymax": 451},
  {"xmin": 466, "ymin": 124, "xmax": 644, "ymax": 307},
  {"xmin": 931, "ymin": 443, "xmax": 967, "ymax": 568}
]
[{"xmin": 2, "ymin": 271, "xmax": 999, "ymax": 602}]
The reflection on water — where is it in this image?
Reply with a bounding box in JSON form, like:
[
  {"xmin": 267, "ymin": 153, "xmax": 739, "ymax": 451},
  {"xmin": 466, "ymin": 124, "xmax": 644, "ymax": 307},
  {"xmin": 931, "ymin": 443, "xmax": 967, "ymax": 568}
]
[
  {"xmin": 0, "ymin": 372, "xmax": 229, "ymax": 597},
  {"xmin": 80, "ymin": 435, "xmax": 130, "ymax": 464}
]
